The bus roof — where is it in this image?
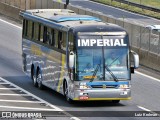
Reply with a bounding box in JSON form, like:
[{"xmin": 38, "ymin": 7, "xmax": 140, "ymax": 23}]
[{"xmin": 20, "ymin": 9, "xmax": 126, "ymax": 34}]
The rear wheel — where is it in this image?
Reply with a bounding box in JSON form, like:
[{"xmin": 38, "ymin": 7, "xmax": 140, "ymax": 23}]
[
  {"xmin": 36, "ymin": 69, "xmax": 44, "ymax": 90},
  {"xmin": 64, "ymin": 81, "xmax": 73, "ymax": 103},
  {"xmin": 31, "ymin": 66, "xmax": 38, "ymax": 87}
]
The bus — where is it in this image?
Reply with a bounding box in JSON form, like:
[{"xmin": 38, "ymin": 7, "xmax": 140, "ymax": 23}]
[{"xmin": 20, "ymin": 9, "xmax": 139, "ymax": 103}]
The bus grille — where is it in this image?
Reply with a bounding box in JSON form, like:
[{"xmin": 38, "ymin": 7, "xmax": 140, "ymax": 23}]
[{"xmin": 91, "ymin": 85, "xmax": 116, "ymax": 88}]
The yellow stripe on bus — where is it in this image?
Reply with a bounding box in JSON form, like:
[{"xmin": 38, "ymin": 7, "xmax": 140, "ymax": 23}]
[
  {"xmin": 57, "ymin": 54, "xmax": 65, "ymax": 92},
  {"xmin": 73, "ymin": 97, "xmax": 131, "ymax": 101}
]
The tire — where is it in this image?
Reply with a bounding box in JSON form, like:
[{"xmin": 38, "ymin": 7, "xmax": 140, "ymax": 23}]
[
  {"xmin": 31, "ymin": 67, "xmax": 38, "ymax": 87},
  {"xmin": 64, "ymin": 81, "xmax": 73, "ymax": 104},
  {"xmin": 36, "ymin": 69, "xmax": 44, "ymax": 90},
  {"xmin": 112, "ymin": 100, "xmax": 120, "ymax": 103}
]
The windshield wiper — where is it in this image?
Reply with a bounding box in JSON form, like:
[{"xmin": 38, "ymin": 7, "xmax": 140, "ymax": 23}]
[
  {"xmin": 90, "ymin": 64, "xmax": 100, "ymax": 82},
  {"xmin": 105, "ymin": 65, "xmax": 118, "ymax": 82},
  {"xmin": 108, "ymin": 56, "xmax": 120, "ymax": 66}
]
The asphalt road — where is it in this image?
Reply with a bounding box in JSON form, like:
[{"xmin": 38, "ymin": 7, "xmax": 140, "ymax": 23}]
[
  {"xmin": 0, "ymin": 16, "xmax": 160, "ymax": 120},
  {"xmin": 61, "ymin": 0, "xmax": 160, "ymax": 26}
]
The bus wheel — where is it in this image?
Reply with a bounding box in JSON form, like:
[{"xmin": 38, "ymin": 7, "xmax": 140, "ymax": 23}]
[
  {"xmin": 112, "ymin": 100, "xmax": 120, "ymax": 103},
  {"xmin": 32, "ymin": 67, "xmax": 38, "ymax": 87},
  {"xmin": 36, "ymin": 69, "xmax": 44, "ymax": 90},
  {"xmin": 64, "ymin": 81, "xmax": 73, "ymax": 103}
]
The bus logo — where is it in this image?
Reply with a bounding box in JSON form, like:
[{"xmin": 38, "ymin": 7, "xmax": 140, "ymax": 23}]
[{"xmin": 102, "ymin": 84, "xmax": 107, "ymax": 89}]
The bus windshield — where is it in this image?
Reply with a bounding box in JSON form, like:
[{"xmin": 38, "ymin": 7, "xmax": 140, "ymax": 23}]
[{"xmin": 75, "ymin": 35, "xmax": 130, "ymax": 81}]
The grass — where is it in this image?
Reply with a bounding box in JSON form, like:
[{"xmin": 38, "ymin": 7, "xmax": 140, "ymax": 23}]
[
  {"xmin": 91, "ymin": 0, "xmax": 160, "ymax": 19},
  {"xmin": 129, "ymin": 0, "xmax": 160, "ymax": 9}
]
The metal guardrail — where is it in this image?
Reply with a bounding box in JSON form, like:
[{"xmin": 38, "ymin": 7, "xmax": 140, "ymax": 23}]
[{"xmin": 113, "ymin": 0, "xmax": 160, "ymax": 13}]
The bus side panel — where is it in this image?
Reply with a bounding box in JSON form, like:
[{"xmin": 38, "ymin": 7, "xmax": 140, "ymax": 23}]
[
  {"xmin": 22, "ymin": 39, "xmax": 34, "ymax": 75},
  {"xmin": 40, "ymin": 46, "xmax": 67, "ymax": 94},
  {"xmin": 23, "ymin": 38, "xmax": 69, "ymax": 95}
]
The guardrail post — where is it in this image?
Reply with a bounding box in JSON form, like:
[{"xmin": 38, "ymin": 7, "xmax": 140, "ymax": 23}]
[
  {"xmin": 5, "ymin": 0, "xmax": 10, "ymax": 5},
  {"xmin": 15, "ymin": 0, "xmax": 21, "ymax": 8},
  {"xmin": 30, "ymin": 0, "xmax": 36, "ymax": 9},
  {"xmin": 158, "ymin": 32, "xmax": 160, "ymax": 55},
  {"xmin": 139, "ymin": 27, "xmax": 142, "ymax": 49},
  {"xmin": 20, "ymin": 0, "xmax": 26, "ymax": 10},
  {"xmin": 1, "ymin": 0, "xmax": 6, "ymax": 3},
  {"xmin": 149, "ymin": 30, "xmax": 151, "ymax": 51},
  {"xmin": 10, "ymin": 0, "xmax": 14, "ymax": 6},
  {"xmin": 48, "ymin": 0, "xmax": 53, "ymax": 9},
  {"xmin": 26, "ymin": 0, "xmax": 31, "ymax": 10}
]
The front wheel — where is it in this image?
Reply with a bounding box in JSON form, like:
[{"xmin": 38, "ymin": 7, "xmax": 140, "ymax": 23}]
[{"xmin": 64, "ymin": 81, "xmax": 73, "ymax": 104}]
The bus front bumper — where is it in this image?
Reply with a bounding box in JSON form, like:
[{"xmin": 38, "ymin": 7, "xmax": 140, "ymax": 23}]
[{"xmin": 73, "ymin": 89, "xmax": 131, "ymax": 101}]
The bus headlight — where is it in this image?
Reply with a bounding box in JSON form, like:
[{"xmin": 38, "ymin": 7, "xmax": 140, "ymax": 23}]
[
  {"xmin": 75, "ymin": 83, "xmax": 91, "ymax": 90},
  {"xmin": 119, "ymin": 84, "xmax": 129, "ymax": 89}
]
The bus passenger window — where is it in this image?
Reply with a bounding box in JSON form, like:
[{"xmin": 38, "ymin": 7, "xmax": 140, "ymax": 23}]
[
  {"xmin": 39, "ymin": 25, "xmax": 44, "ymax": 42},
  {"xmin": 46, "ymin": 27, "xmax": 52, "ymax": 45},
  {"xmin": 31, "ymin": 22, "xmax": 34, "ymax": 39},
  {"xmin": 33, "ymin": 22, "xmax": 39, "ymax": 41},
  {"xmin": 69, "ymin": 33, "xmax": 74, "ymax": 51},
  {"xmin": 51, "ymin": 29, "xmax": 55, "ymax": 46},
  {"xmin": 25, "ymin": 20, "xmax": 28, "ymax": 37},
  {"xmin": 43, "ymin": 26, "xmax": 47, "ymax": 44},
  {"xmin": 27, "ymin": 21, "xmax": 32, "ymax": 39},
  {"xmin": 22, "ymin": 19, "xmax": 26, "ymax": 37},
  {"xmin": 58, "ymin": 31, "xmax": 62, "ymax": 49},
  {"xmin": 54, "ymin": 30, "xmax": 59, "ymax": 48},
  {"xmin": 61, "ymin": 32, "xmax": 67, "ymax": 51}
]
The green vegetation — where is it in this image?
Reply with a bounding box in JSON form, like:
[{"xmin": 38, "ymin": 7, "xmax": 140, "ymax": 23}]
[
  {"xmin": 129, "ymin": 0, "xmax": 160, "ymax": 9},
  {"xmin": 91, "ymin": 0, "xmax": 160, "ymax": 19}
]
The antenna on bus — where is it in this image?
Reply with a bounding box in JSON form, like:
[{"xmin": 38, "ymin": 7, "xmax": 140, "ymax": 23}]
[{"xmin": 64, "ymin": 0, "xmax": 70, "ymax": 9}]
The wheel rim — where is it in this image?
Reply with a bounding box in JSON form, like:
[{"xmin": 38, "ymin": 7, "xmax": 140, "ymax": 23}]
[
  {"xmin": 37, "ymin": 71, "xmax": 42, "ymax": 88},
  {"xmin": 33, "ymin": 74, "xmax": 37, "ymax": 85},
  {"xmin": 65, "ymin": 82, "xmax": 69, "ymax": 101}
]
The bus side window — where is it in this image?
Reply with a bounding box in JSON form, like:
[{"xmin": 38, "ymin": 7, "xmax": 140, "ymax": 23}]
[
  {"xmin": 43, "ymin": 26, "xmax": 47, "ymax": 44},
  {"xmin": 54, "ymin": 30, "xmax": 59, "ymax": 48},
  {"xmin": 57, "ymin": 31, "xmax": 67, "ymax": 50},
  {"xmin": 39, "ymin": 25, "xmax": 44, "ymax": 42},
  {"xmin": 27, "ymin": 20, "xmax": 33, "ymax": 40},
  {"xmin": 22, "ymin": 19, "xmax": 26, "ymax": 37},
  {"xmin": 25, "ymin": 20, "xmax": 28, "ymax": 37},
  {"xmin": 58, "ymin": 31, "xmax": 62, "ymax": 49},
  {"xmin": 33, "ymin": 22, "xmax": 39, "ymax": 41},
  {"xmin": 69, "ymin": 33, "xmax": 74, "ymax": 51},
  {"xmin": 46, "ymin": 27, "xmax": 52, "ymax": 45},
  {"xmin": 31, "ymin": 22, "xmax": 34, "ymax": 39},
  {"xmin": 61, "ymin": 32, "xmax": 67, "ymax": 51},
  {"xmin": 51, "ymin": 29, "xmax": 55, "ymax": 46}
]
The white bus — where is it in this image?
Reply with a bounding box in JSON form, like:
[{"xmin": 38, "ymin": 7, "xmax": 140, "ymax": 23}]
[{"xmin": 20, "ymin": 9, "xmax": 139, "ymax": 103}]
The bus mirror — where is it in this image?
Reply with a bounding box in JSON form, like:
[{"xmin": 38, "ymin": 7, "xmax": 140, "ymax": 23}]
[
  {"xmin": 69, "ymin": 51, "xmax": 74, "ymax": 68},
  {"xmin": 130, "ymin": 50, "xmax": 139, "ymax": 70}
]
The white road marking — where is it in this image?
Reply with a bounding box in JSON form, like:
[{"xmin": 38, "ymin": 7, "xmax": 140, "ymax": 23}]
[
  {"xmin": 0, "ymin": 105, "xmax": 58, "ymax": 111},
  {"xmin": 0, "ymin": 18, "xmax": 81, "ymax": 119},
  {"xmin": 0, "ymin": 99, "xmax": 43, "ymax": 103},
  {"xmin": 138, "ymin": 106, "xmax": 160, "ymax": 116},
  {"xmin": 0, "ymin": 94, "xmax": 29, "ymax": 96},
  {"xmin": 0, "ymin": 77, "xmax": 81, "ymax": 120},
  {"xmin": 138, "ymin": 106, "xmax": 151, "ymax": 112},
  {"xmin": 0, "ymin": 88, "xmax": 19, "ymax": 90},
  {"xmin": 0, "ymin": 18, "xmax": 22, "ymax": 29},
  {"xmin": 0, "ymin": 83, "xmax": 9, "ymax": 84},
  {"xmin": 135, "ymin": 71, "xmax": 160, "ymax": 82}
]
